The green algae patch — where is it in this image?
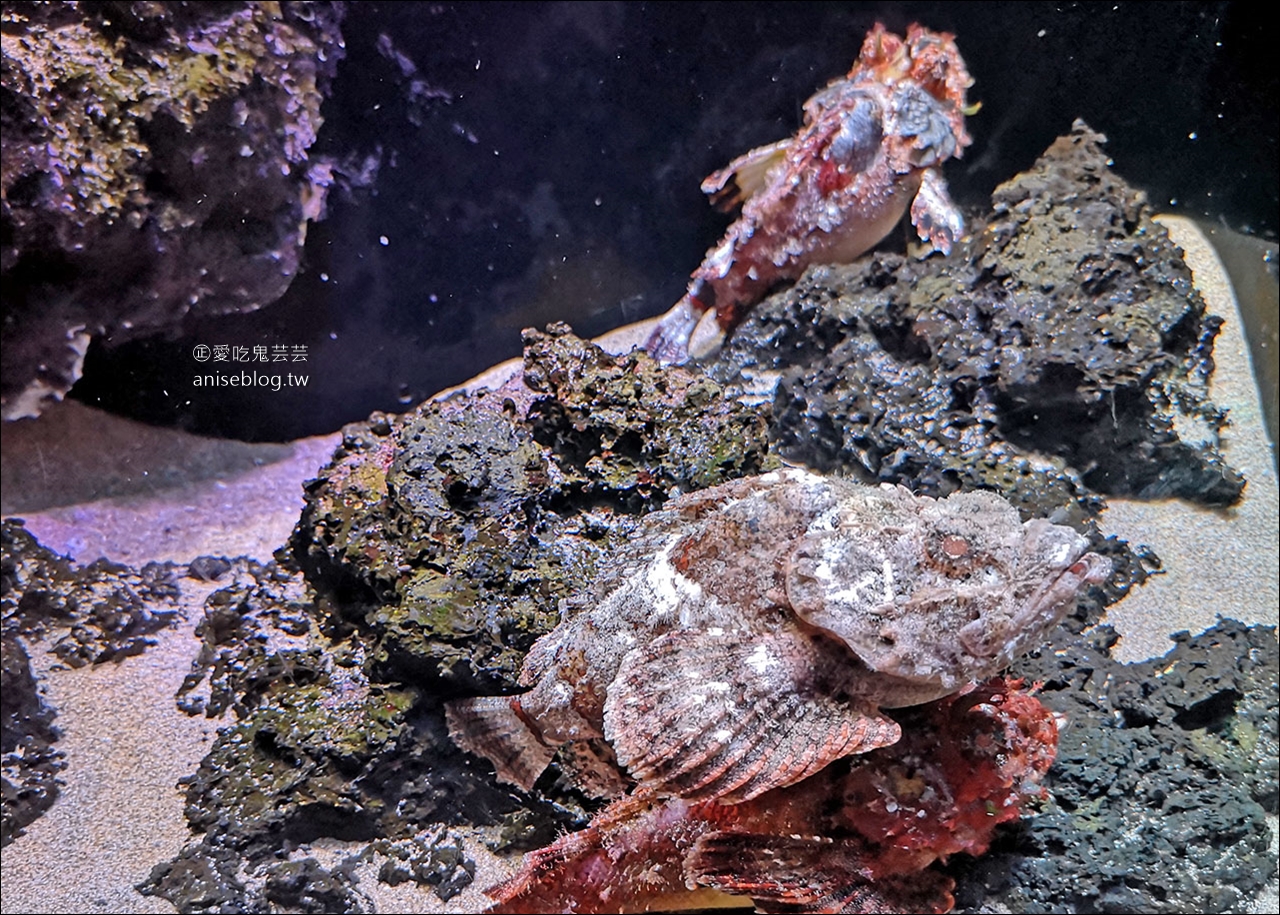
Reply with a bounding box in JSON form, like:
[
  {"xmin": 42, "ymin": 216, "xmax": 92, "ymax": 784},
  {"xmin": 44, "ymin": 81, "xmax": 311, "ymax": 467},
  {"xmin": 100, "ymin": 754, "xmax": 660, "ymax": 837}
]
[
  {"xmin": 522, "ymin": 323, "xmax": 779, "ymax": 498},
  {"xmin": 3, "ymin": 4, "xmax": 282, "ymax": 217},
  {"xmin": 3, "ymin": 2, "xmax": 344, "ymax": 418},
  {"xmin": 252, "ymin": 681, "xmax": 415, "ymax": 763}
]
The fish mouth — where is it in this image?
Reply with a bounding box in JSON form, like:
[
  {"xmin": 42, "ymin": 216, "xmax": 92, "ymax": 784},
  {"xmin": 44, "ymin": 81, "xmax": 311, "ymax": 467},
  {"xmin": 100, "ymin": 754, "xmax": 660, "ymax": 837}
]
[
  {"xmin": 1002, "ymin": 550, "xmax": 1112, "ymax": 652},
  {"xmin": 956, "ymin": 532, "xmax": 1111, "ymax": 669}
]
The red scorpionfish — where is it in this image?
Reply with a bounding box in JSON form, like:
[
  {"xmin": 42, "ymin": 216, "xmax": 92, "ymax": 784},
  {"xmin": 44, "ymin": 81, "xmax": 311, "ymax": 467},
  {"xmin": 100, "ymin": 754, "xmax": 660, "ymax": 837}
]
[{"xmin": 646, "ymin": 22, "xmax": 975, "ymax": 364}]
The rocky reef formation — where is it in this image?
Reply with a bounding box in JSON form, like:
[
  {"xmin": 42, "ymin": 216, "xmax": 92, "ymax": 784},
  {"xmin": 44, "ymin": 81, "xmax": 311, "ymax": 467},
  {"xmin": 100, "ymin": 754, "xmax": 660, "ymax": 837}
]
[
  {"xmin": 1, "ymin": 630, "xmax": 63, "ymax": 847},
  {"xmin": 710, "ymin": 121, "xmax": 1244, "ymax": 517},
  {"xmin": 136, "ymin": 327, "xmax": 775, "ymax": 910},
  {"xmin": 1, "ymin": 1, "xmax": 343, "ymax": 418},
  {"xmin": 291, "ymin": 325, "xmax": 775, "ymax": 694},
  {"xmin": 1, "ymin": 519, "xmax": 182, "ymax": 845},
  {"xmin": 3, "ymin": 121, "xmax": 1271, "ymax": 913},
  {"xmin": 142, "ymin": 332, "xmax": 1267, "ymax": 914},
  {"xmin": 960, "ymin": 618, "xmax": 1278, "ymax": 914}
]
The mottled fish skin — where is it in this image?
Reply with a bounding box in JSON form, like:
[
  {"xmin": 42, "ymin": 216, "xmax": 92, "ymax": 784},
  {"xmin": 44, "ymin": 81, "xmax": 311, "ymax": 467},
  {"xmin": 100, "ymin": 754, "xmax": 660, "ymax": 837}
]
[
  {"xmin": 483, "ymin": 679, "xmax": 1061, "ymax": 915},
  {"xmin": 447, "ymin": 468, "xmax": 1108, "ymax": 805},
  {"xmin": 645, "ymin": 22, "xmax": 975, "ymax": 364}
]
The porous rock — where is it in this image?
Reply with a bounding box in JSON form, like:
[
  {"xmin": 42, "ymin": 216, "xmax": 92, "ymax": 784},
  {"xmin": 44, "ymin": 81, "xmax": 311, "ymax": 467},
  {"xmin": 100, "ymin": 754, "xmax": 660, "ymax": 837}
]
[
  {"xmin": 292, "ymin": 324, "xmax": 775, "ymax": 693},
  {"xmin": 710, "ymin": 120, "xmax": 1244, "ymax": 516},
  {"xmin": 1, "ymin": 631, "xmax": 64, "ymax": 847},
  {"xmin": 1, "ymin": 518, "xmax": 181, "ymax": 667},
  {"xmin": 142, "ymin": 124, "xmax": 1269, "ymax": 912},
  {"xmin": 1, "ymin": 1, "xmax": 344, "ymax": 418},
  {"xmin": 953, "ymin": 619, "xmax": 1278, "ymax": 914},
  {"xmin": 144, "ymin": 326, "xmax": 773, "ymax": 911}
]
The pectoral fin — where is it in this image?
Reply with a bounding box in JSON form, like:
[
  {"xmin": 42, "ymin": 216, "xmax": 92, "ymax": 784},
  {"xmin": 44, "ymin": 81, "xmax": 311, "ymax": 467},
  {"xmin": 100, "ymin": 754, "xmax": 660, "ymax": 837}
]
[
  {"xmin": 909, "ymin": 167, "xmax": 964, "ymax": 255},
  {"xmin": 702, "ymin": 138, "xmax": 792, "ymax": 212},
  {"xmin": 445, "ymin": 695, "xmax": 556, "ymax": 790},
  {"xmin": 603, "ymin": 628, "xmax": 900, "ymax": 802}
]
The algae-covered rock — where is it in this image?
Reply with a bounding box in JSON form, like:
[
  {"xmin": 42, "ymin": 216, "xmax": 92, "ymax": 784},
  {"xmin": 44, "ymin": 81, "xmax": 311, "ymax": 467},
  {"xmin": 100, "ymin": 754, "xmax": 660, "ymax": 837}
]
[
  {"xmin": 144, "ymin": 557, "xmax": 525, "ymax": 912},
  {"xmin": 294, "ymin": 325, "xmax": 775, "ymax": 693},
  {"xmin": 151, "ymin": 123, "xmax": 1263, "ymax": 913},
  {"xmin": 977, "ymin": 121, "xmax": 1242, "ymax": 504},
  {"xmin": 375, "ymin": 398, "xmax": 560, "ymax": 689},
  {"xmin": 522, "ymin": 323, "xmax": 775, "ymax": 498},
  {"xmin": 711, "ymin": 120, "xmax": 1243, "ymax": 518},
  {"xmin": 713, "ymin": 255, "xmax": 1100, "ymax": 520},
  {"xmin": 1, "ymin": 1, "xmax": 343, "ymax": 418},
  {"xmin": 293, "ymin": 416, "xmax": 403, "ymax": 603},
  {"xmin": 170, "ymin": 565, "xmax": 421, "ymax": 854}
]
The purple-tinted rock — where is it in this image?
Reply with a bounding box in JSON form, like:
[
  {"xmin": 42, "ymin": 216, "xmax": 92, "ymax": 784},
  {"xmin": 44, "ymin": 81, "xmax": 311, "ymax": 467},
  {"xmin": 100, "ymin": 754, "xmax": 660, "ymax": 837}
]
[{"xmin": 1, "ymin": 1, "xmax": 343, "ymax": 418}]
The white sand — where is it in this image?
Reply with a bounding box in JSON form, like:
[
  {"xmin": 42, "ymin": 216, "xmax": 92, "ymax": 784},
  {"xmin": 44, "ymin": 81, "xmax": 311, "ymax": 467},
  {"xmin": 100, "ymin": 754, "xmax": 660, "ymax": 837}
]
[
  {"xmin": 1, "ymin": 586, "xmax": 220, "ymax": 914},
  {"xmin": 1101, "ymin": 216, "xmax": 1278, "ymax": 663}
]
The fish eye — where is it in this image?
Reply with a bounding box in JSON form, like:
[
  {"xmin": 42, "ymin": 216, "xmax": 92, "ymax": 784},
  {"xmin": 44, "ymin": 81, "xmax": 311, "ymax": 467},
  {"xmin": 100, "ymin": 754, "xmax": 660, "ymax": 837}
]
[
  {"xmin": 827, "ymin": 97, "xmax": 882, "ymax": 174},
  {"xmin": 927, "ymin": 531, "xmax": 987, "ymax": 578}
]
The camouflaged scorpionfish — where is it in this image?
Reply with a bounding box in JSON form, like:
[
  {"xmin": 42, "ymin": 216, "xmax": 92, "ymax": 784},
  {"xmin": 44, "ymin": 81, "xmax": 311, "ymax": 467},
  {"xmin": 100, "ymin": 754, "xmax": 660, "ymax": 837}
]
[
  {"xmin": 447, "ymin": 469, "xmax": 1108, "ymax": 804},
  {"xmin": 646, "ymin": 22, "xmax": 975, "ymax": 364}
]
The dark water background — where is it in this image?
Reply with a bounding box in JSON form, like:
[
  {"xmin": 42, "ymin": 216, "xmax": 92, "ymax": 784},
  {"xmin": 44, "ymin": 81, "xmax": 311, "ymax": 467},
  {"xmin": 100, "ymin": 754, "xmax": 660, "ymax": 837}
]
[{"xmin": 70, "ymin": 1, "xmax": 1277, "ymax": 441}]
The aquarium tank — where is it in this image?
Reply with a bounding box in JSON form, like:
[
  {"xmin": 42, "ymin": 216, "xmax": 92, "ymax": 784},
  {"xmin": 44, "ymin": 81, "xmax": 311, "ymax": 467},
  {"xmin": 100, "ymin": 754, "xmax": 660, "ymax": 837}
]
[{"xmin": 2, "ymin": 3, "xmax": 1276, "ymax": 914}]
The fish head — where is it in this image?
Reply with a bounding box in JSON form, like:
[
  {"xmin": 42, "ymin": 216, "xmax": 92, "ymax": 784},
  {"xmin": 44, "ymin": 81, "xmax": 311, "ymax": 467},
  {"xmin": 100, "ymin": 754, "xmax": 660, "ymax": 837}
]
[
  {"xmin": 848, "ymin": 23, "xmax": 975, "ymax": 159},
  {"xmin": 783, "ymin": 486, "xmax": 1110, "ymax": 697}
]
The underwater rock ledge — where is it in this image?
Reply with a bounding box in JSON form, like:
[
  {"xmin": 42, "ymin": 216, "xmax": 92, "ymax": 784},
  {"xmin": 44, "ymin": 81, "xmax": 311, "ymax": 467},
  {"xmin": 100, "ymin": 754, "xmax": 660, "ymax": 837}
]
[{"xmin": 0, "ymin": 1, "xmax": 344, "ymax": 419}]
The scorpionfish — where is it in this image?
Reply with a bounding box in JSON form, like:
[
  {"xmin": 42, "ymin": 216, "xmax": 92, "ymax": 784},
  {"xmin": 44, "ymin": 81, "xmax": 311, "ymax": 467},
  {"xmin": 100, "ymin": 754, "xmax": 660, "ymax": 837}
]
[
  {"xmin": 484, "ymin": 678, "xmax": 1060, "ymax": 914},
  {"xmin": 646, "ymin": 23, "xmax": 975, "ymax": 364},
  {"xmin": 447, "ymin": 469, "xmax": 1107, "ymax": 807}
]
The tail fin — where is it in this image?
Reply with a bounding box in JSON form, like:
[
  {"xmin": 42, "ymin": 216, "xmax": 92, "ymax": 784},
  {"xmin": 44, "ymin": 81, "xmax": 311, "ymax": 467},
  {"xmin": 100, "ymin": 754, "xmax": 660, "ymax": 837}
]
[{"xmin": 445, "ymin": 696, "xmax": 556, "ymax": 791}]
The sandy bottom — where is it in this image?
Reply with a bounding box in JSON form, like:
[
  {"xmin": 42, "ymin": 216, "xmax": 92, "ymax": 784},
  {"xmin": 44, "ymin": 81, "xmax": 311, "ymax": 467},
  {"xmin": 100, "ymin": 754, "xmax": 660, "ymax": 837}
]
[
  {"xmin": 2, "ymin": 587, "xmax": 221, "ymax": 914},
  {"xmin": 1, "ymin": 217, "xmax": 1275, "ymax": 913},
  {"xmin": 1099, "ymin": 217, "xmax": 1278, "ymax": 665}
]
